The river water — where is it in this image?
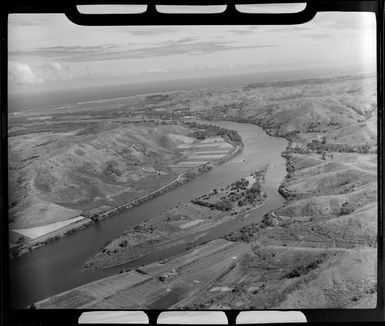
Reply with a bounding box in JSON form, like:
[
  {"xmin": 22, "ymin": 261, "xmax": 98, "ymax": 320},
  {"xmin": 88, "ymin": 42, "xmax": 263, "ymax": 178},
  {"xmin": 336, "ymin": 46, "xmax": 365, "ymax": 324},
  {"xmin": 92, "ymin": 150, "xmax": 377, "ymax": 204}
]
[{"xmin": 9, "ymin": 121, "xmax": 288, "ymax": 308}]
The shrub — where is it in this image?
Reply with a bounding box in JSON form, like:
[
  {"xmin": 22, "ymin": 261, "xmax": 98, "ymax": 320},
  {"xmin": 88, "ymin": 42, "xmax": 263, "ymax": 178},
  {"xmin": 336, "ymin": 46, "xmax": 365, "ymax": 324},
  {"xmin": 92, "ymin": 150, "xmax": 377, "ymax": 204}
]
[
  {"xmin": 340, "ymin": 201, "xmax": 355, "ymax": 215},
  {"xmin": 119, "ymin": 240, "xmax": 128, "ymax": 248}
]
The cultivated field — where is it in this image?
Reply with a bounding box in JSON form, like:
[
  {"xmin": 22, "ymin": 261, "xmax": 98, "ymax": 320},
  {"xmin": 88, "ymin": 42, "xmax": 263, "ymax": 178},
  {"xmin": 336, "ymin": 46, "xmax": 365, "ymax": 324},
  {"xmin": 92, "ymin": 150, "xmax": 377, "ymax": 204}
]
[
  {"xmin": 83, "ymin": 169, "xmax": 268, "ymax": 270},
  {"xmin": 170, "ymin": 136, "xmax": 233, "ymax": 169},
  {"xmin": 9, "ymin": 110, "xmax": 239, "ymax": 249},
  {"xmin": 13, "ymin": 73, "xmax": 378, "ymax": 309},
  {"xmin": 36, "ymin": 239, "xmax": 251, "ymax": 309}
]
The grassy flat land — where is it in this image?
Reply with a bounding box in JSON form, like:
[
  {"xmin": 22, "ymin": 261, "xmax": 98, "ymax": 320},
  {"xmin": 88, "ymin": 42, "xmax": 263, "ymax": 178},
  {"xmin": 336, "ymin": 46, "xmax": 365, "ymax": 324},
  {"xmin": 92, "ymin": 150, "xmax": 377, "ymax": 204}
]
[
  {"xmin": 83, "ymin": 168, "xmax": 267, "ymax": 270},
  {"xmin": 35, "ymin": 239, "xmax": 250, "ymax": 309}
]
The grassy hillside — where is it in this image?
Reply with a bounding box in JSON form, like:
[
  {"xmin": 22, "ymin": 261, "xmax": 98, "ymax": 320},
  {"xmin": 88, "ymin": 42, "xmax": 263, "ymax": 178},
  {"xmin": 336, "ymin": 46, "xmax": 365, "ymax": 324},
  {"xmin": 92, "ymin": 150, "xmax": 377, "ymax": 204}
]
[
  {"xmin": 190, "ymin": 75, "xmax": 376, "ymax": 146},
  {"xmin": 9, "ymin": 123, "xmax": 193, "ymax": 228},
  {"xmin": 187, "ymin": 74, "xmax": 378, "ymax": 309}
]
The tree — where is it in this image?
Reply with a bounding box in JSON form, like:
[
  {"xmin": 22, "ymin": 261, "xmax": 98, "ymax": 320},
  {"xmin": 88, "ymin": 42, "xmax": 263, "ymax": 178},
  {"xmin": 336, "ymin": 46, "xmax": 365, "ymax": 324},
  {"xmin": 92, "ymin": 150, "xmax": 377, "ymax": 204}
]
[
  {"xmin": 340, "ymin": 201, "xmax": 355, "ymax": 215},
  {"xmin": 361, "ymin": 144, "xmax": 371, "ymax": 154},
  {"xmin": 216, "ymin": 199, "xmax": 232, "ymax": 211}
]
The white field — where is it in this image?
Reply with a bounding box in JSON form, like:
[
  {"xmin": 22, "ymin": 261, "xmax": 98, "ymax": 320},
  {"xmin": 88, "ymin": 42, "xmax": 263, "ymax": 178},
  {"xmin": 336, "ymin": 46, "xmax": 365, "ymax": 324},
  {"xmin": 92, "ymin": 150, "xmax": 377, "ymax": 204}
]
[
  {"xmin": 195, "ymin": 143, "xmax": 232, "ymax": 149},
  {"xmin": 13, "ymin": 215, "xmax": 86, "ymax": 239},
  {"xmin": 168, "ymin": 133, "xmax": 195, "ymax": 144},
  {"xmin": 171, "ymin": 137, "xmax": 234, "ymax": 169},
  {"xmin": 179, "ymin": 219, "xmax": 205, "ymax": 229}
]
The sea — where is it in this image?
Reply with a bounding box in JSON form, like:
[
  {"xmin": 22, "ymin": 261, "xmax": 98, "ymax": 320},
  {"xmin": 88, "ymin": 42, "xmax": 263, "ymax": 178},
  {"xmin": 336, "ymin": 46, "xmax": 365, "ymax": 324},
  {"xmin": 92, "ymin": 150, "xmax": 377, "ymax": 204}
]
[{"xmin": 8, "ymin": 65, "xmax": 374, "ymax": 114}]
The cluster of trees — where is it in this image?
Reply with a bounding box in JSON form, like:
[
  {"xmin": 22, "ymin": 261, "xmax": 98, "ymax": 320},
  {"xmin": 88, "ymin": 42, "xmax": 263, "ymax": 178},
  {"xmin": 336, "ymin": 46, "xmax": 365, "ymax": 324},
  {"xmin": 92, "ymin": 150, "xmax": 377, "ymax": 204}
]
[
  {"xmin": 307, "ymin": 140, "xmax": 372, "ymax": 154},
  {"xmin": 15, "ymin": 236, "xmax": 25, "ymax": 244},
  {"xmin": 34, "ymin": 235, "xmax": 62, "ymax": 248},
  {"xmin": 194, "ymin": 169, "xmax": 267, "ymax": 210},
  {"xmin": 223, "ymin": 223, "xmax": 260, "ymax": 242},
  {"xmin": 283, "ymin": 257, "xmax": 324, "ymax": 279},
  {"xmin": 230, "ymin": 178, "xmax": 249, "ymax": 191},
  {"xmin": 188, "ymin": 123, "xmax": 242, "ymax": 144},
  {"xmin": 184, "ymin": 163, "xmax": 212, "ymax": 182},
  {"xmin": 237, "ymin": 186, "xmax": 264, "ymax": 206},
  {"xmin": 286, "ymin": 147, "xmax": 312, "ymax": 155},
  {"xmin": 304, "ymin": 121, "xmax": 325, "ymax": 133},
  {"xmin": 192, "ymin": 198, "xmax": 232, "ymax": 211},
  {"xmin": 133, "ymin": 222, "xmax": 158, "ymax": 234},
  {"xmin": 285, "ymin": 159, "xmax": 295, "ymax": 175}
]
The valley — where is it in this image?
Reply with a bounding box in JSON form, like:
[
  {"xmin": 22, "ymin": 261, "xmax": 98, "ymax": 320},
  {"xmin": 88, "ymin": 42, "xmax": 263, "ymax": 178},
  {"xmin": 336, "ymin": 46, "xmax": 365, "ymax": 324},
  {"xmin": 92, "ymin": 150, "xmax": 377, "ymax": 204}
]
[
  {"xmin": 9, "ymin": 73, "xmax": 378, "ymax": 309},
  {"xmin": 9, "ymin": 116, "xmax": 242, "ymax": 256}
]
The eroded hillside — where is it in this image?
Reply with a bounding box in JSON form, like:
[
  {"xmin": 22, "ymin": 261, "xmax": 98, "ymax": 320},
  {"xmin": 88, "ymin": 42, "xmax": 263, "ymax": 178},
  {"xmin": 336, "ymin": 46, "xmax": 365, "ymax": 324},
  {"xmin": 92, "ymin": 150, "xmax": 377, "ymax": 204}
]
[
  {"xmin": 10, "ymin": 74, "xmax": 378, "ymax": 309},
  {"xmin": 185, "ymin": 75, "xmax": 378, "ymax": 309},
  {"xmin": 9, "ymin": 123, "xmax": 194, "ymax": 228}
]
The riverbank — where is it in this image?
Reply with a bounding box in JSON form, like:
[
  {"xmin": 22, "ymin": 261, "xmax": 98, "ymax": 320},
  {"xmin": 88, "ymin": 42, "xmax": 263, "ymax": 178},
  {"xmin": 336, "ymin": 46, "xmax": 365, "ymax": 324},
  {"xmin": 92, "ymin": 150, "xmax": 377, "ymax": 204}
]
[
  {"xmin": 31, "ymin": 109, "xmax": 378, "ymax": 309},
  {"xmin": 34, "ymin": 239, "xmax": 251, "ymax": 309},
  {"xmin": 10, "ymin": 129, "xmax": 243, "ymax": 259},
  {"xmin": 10, "ymin": 120, "xmax": 288, "ymax": 309},
  {"xmin": 83, "ymin": 166, "xmax": 267, "ymax": 270},
  {"xmin": 170, "ymin": 147, "xmax": 377, "ymax": 309},
  {"xmin": 11, "ymin": 74, "xmax": 377, "ymax": 309},
  {"xmin": 183, "ymin": 90, "xmax": 377, "ymax": 308}
]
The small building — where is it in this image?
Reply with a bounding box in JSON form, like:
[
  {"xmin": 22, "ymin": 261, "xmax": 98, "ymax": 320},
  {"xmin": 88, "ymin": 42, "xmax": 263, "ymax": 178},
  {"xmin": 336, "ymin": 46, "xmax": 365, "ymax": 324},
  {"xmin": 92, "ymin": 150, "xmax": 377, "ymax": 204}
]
[{"xmin": 159, "ymin": 269, "xmax": 178, "ymax": 281}]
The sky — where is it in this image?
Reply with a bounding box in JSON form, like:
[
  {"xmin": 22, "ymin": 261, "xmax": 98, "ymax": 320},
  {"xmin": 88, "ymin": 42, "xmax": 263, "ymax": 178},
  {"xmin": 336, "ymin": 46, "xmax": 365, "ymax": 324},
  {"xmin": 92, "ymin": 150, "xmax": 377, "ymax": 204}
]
[{"xmin": 8, "ymin": 4, "xmax": 377, "ymax": 95}]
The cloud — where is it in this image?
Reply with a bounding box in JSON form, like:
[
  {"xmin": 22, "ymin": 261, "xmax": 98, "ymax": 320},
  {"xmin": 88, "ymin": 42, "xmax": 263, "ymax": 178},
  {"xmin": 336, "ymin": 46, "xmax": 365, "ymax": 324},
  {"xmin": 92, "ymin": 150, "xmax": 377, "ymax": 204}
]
[
  {"xmin": 36, "ymin": 62, "xmax": 73, "ymax": 81},
  {"xmin": 10, "ymin": 44, "xmax": 118, "ymax": 62},
  {"xmin": 8, "ymin": 61, "xmax": 43, "ymax": 84},
  {"xmin": 10, "ymin": 41, "xmax": 276, "ymax": 63},
  {"xmin": 8, "ymin": 61, "xmax": 77, "ymax": 85}
]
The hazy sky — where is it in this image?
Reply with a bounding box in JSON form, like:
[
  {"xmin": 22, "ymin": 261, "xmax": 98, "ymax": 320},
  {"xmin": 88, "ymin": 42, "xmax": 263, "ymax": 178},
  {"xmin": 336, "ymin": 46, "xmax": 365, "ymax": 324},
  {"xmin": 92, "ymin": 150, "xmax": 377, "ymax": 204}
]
[{"xmin": 8, "ymin": 5, "xmax": 376, "ymax": 94}]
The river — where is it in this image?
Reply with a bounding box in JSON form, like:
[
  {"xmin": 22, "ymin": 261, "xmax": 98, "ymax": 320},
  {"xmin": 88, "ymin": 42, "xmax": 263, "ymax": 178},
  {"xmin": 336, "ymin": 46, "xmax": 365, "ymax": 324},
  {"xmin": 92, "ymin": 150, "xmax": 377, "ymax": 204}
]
[{"xmin": 9, "ymin": 121, "xmax": 288, "ymax": 308}]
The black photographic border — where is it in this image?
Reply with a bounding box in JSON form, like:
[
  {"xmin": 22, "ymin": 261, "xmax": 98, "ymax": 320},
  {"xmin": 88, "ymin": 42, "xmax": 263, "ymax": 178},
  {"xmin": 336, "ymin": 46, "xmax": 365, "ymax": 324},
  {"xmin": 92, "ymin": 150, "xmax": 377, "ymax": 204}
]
[{"xmin": 1, "ymin": 1, "xmax": 384, "ymax": 324}]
